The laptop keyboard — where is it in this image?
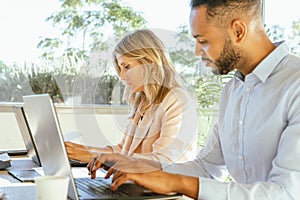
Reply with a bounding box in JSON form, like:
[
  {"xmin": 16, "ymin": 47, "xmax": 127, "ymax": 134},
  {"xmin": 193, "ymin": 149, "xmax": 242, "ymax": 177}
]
[{"xmin": 75, "ymin": 177, "xmax": 130, "ymax": 198}]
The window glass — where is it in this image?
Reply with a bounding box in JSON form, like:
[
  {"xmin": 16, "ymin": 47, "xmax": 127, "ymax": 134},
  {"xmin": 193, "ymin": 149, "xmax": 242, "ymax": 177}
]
[
  {"xmin": 3, "ymin": 0, "xmax": 297, "ymax": 107},
  {"xmin": 1, "ymin": 0, "xmax": 207, "ymax": 105},
  {"xmin": 264, "ymin": 0, "xmax": 300, "ymax": 56}
]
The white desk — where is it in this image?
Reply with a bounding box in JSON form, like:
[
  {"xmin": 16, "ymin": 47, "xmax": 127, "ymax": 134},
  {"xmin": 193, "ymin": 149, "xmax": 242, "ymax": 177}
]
[
  {"xmin": 0, "ymin": 156, "xmax": 37, "ymax": 200},
  {"xmin": 1, "ymin": 156, "xmax": 193, "ymax": 200}
]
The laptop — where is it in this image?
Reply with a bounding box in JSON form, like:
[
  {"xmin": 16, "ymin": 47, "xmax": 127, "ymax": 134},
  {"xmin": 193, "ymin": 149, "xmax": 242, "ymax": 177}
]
[
  {"xmin": 14, "ymin": 105, "xmax": 87, "ymax": 166},
  {"xmin": 7, "ymin": 106, "xmax": 42, "ymax": 182},
  {"xmin": 8, "ymin": 105, "xmax": 88, "ymax": 183},
  {"xmin": 0, "ymin": 106, "xmax": 29, "ymax": 156},
  {"xmin": 12, "ymin": 106, "xmax": 41, "ymax": 166},
  {"xmin": 23, "ymin": 94, "xmax": 181, "ymax": 200},
  {"xmin": 0, "ymin": 149, "xmax": 27, "ymax": 156}
]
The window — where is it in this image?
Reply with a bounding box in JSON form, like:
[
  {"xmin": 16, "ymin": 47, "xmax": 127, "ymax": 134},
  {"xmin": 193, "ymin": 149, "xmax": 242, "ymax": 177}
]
[
  {"xmin": 1, "ymin": 0, "xmax": 299, "ymax": 105},
  {"xmin": 1, "ymin": 0, "xmax": 205, "ymax": 106},
  {"xmin": 264, "ymin": 0, "xmax": 300, "ymax": 56}
]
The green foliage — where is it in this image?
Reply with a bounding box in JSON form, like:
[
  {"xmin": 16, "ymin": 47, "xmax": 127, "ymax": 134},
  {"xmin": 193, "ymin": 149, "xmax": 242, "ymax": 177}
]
[
  {"xmin": 265, "ymin": 24, "xmax": 285, "ymax": 42},
  {"xmin": 0, "ymin": 62, "xmax": 33, "ymax": 102},
  {"xmin": 9, "ymin": 3, "xmax": 300, "ymax": 108},
  {"xmin": 289, "ymin": 19, "xmax": 300, "ymax": 55},
  {"xmin": 194, "ymin": 75, "xmax": 223, "ymax": 108},
  {"xmin": 38, "ymin": 0, "xmax": 147, "ymax": 60},
  {"xmin": 1, "ymin": 24, "xmax": 231, "ymax": 107},
  {"xmin": 0, "ymin": 58, "xmax": 124, "ymax": 104},
  {"xmin": 169, "ymin": 25, "xmax": 233, "ymax": 108},
  {"xmin": 266, "ymin": 19, "xmax": 300, "ymax": 56},
  {"xmin": 28, "ymin": 72, "xmax": 64, "ymax": 103}
]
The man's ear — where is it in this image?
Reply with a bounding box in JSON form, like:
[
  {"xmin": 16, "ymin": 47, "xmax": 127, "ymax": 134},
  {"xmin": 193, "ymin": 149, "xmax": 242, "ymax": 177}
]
[{"xmin": 230, "ymin": 19, "xmax": 247, "ymax": 43}]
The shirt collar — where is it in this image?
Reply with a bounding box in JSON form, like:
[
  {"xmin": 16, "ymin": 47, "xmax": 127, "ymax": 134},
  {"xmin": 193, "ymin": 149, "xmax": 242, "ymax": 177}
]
[
  {"xmin": 234, "ymin": 41, "xmax": 289, "ymax": 83},
  {"xmin": 251, "ymin": 41, "xmax": 289, "ymax": 83},
  {"xmin": 234, "ymin": 70, "xmax": 245, "ymax": 82}
]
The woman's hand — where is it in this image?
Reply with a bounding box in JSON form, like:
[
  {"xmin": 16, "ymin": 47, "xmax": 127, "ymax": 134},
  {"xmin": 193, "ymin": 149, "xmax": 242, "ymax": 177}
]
[
  {"xmin": 87, "ymin": 153, "xmax": 162, "ymax": 178},
  {"xmin": 65, "ymin": 141, "xmax": 94, "ymax": 163}
]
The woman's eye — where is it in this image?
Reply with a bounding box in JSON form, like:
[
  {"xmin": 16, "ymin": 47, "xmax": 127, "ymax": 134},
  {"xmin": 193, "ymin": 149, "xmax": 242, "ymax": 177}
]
[
  {"xmin": 199, "ymin": 40, "xmax": 207, "ymax": 44},
  {"xmin": 124, "ymin": 65, "xmax": 130, "ymax": 69}
]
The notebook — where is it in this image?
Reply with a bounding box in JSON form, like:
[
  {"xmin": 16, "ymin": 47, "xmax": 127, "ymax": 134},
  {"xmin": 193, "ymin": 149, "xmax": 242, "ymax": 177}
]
[{"xmin": 23, "ymin": 94, "xmax": 181, "ymax": 200}]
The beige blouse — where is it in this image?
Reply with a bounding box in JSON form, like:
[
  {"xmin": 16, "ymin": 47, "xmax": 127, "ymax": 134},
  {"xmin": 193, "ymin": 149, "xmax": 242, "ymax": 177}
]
[{"xmin": 109, "ymin": 87, "xmax": 199, "ymax": 164}]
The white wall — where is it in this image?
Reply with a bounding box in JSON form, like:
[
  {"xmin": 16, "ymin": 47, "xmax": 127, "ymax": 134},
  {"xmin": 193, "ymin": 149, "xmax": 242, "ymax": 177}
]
[
  {"xmin": 0, "ymin": 105, "xmax": 129, "ymax": 151},
  {"xmin": 0, "ymin": 104, "xmax": 212, "ymax": 159}
]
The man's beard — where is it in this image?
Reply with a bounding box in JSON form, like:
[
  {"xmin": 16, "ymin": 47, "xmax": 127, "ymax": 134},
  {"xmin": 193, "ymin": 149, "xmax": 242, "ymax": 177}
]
[{"xmin": 215, "ymin": 38, "xmax": 242, "ymax": 75}]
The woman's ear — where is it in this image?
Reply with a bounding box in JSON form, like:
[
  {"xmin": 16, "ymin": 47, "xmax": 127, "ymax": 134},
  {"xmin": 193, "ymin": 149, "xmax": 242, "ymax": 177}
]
[{"xmin": 230, "ymin": 19, "xmax": 247, "ymax": 43}]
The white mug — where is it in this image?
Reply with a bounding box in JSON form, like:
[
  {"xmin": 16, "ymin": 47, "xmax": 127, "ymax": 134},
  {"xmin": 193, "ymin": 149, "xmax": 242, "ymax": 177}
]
[{"xmin": 34, "ymin": 175, "xmax": 69, "ymax": 200}]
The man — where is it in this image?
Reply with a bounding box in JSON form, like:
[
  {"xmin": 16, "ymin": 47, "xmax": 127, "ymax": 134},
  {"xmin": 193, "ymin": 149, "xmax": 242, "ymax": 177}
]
[{"xmin": 88, "ymin": 0, "xmax": 300, "ymax": 199}]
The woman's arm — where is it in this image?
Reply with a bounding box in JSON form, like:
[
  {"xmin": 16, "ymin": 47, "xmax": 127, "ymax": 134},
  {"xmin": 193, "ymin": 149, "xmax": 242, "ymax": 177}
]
[{"xmin": 65, "ymin": 141, "xmax": 113, "ymax": 162}]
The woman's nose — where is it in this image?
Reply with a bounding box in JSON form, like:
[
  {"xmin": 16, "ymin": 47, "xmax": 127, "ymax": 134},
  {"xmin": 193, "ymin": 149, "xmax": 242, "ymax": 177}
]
[
  {"xmin": 194, "ymin": 44, "xmax": 205, "ymax": 57},
  {"xmin": 120, "ymin": 70, "xmax": 127, "ymax": 80}
]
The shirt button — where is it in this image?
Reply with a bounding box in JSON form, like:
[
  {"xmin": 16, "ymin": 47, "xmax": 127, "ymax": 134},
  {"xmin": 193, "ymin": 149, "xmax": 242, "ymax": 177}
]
[
  {"xmin": 238, "ymin": 155, "xmax": 243, "ymax": 160},
  {"xmin": 246, "ymin": 87, "xmax": 251, "ymax": 92},
  {"xmin": 239, "ymin": 120, "xmax": 243, "ymax": 125}
]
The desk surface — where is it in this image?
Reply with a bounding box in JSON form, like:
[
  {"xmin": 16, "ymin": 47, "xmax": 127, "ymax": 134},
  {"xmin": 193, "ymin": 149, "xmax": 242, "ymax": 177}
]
[
  {"xmin": 0, "ymin": 156, "xmax": 38, "ymax": 200},
  {"xmin": 1, "ymin": 156, "xmax": 193, "ymax": 200},
  {"xmin": 0, "ymin": 156, "xmax": 39, "ymax": 183}
]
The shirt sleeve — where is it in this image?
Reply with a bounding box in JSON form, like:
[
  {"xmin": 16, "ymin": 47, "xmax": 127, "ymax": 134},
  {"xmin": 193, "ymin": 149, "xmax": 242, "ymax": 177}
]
[
  {"xmin": 108, "ymin": 135, "xmax": 125, "ymax": 153},
  {"xmin": 198, "ymin": 79, "xmax": 300, "ymax": 200},
  {"xmin": 166, "ymin": 80, "xmax": 300, "ymax": 200},
  {"xmin": 162, "ymin": 122, "xmax": 228, "ymax": 179},
  {"xmin": 162, "ymin": 125, "xmax": 300, "ymax": 199}
]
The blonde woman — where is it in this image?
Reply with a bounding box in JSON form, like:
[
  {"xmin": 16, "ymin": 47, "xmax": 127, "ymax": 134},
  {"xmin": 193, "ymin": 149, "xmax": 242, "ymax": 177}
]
[{"xmin": 65, "ymin": 29, "xmax": 198, "ymax": 164}]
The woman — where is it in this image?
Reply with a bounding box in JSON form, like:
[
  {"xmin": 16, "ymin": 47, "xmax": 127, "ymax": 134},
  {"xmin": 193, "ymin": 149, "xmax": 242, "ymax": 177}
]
[{"xmin": 65, "ymin": 29, "xmax": 198, "ymax": 164}]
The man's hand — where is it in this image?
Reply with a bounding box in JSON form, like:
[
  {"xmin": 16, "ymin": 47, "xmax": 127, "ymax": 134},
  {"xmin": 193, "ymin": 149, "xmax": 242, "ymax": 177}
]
[
  {"xmin": 111, "ymin": 170, "xmax": 177, "ymax": 193},
  {"xmin": 111, "ymin": 170, "xmax": 199, "ymax": 199},
  {"xmin": 87, "ymin": 153, "xmax": 199, "ymax": 199}
]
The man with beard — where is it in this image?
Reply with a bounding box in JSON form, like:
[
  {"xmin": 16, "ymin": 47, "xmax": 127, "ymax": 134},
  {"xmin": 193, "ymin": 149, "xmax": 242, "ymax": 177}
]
[{"xmin": 87, "ymin": 0, "xmax": 300, "ymax": 199}]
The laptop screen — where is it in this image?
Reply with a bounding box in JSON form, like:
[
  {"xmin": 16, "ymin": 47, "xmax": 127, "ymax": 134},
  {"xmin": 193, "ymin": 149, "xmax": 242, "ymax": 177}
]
[
  {"xmin": 23, "ymin": 94, "xmax": 79, "ymax": 199},
  {"xmin": 23, "ymin": 94, "xmax": 182, "ymax": 200},
  {"xmin": 13, "ymin": 106, "xmax": 41, "ymax": 166}
]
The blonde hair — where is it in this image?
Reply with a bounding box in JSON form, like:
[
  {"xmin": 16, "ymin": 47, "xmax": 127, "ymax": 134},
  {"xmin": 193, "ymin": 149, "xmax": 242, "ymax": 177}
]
[{"xmin": 113, "ymin": 29, "xmax": 183, "ymax": 116}]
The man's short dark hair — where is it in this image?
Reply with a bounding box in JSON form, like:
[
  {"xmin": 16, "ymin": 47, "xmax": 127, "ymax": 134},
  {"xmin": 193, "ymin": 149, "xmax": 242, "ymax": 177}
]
[
  {"xmin": 190, "ymin": 0, "xmax": 260, "ymax": 8},
  {"xmin": 190, "ymin": 0, "xmax": 262, "ymax": 28}
]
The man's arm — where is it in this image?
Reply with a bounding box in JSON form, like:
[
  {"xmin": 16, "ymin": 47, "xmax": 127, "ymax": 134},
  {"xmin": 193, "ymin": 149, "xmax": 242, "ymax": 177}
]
[
  {"xmin": 111, "ymin": 170, "xmax": 199, "ymax": 199},
  {"xmin": 87, "ymin": 153, "xmax": 199, "ymax": 199}
]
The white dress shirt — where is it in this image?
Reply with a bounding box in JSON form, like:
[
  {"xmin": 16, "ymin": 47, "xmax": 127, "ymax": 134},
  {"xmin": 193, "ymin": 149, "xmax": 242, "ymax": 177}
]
[{"xmin": 164, "ymin": 42, "xmax": 300, "ymax": 199}]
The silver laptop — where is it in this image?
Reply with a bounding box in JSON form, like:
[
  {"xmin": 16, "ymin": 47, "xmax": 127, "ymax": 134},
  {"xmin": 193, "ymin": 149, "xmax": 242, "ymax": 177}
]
[
  {"xmin": 23, "ymin": 94, "xmax": 181, "ymax": 200},
  {"xmin": 0, "ymin": 106, "xmax": 29, "ymax": 156},
  {"xmin": 7, "ymin": 106, "xmax": 42, "ymax": 182},
  {"xmin": 13, "ymin": 106, "xmax": 41, "ymax": 166},
  {"xmin": 14, "ymin": 105, "xmax": 87, "ymax": 168}
]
